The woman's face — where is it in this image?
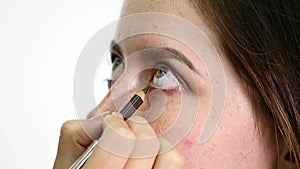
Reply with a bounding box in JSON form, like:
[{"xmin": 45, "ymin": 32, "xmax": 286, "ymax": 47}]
[{"xmin": 91, "ymin": 0, "xmax": 279, "ymax": 168}]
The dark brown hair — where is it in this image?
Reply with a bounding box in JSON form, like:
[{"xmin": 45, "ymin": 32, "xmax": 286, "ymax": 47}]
[{"xmin": 192, "ymin": 0, "xmax": 300, "ymax": 167}]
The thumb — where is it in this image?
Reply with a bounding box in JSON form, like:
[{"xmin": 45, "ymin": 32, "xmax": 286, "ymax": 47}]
[{"xmin": 53, "ymin": 119, "xmax": 103, "ymax": 169}]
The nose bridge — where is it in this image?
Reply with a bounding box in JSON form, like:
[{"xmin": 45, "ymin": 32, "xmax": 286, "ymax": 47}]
[
  {"xmin": 86, "ymin": 90, "xmax": 115, "ymax": 119},
  {"xmin": 87, "ymin": 57, "xmax": 153, "ymax": 119},
  {"xmin": 87, "ymin": 78, "xmax": 135, "ymax": 119}
]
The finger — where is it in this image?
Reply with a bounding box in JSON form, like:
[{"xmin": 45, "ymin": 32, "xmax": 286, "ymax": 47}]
[
  {"xmin": 53, "ymin": 120, "xmax": 103, "ymax": 169},
  {"xmin": 83, "ymin": 114, "xmax": 136, "ymax": 169},
  {"xmin": 153, "ymin": 139, "xmax": 186, "ymax": 169},
  {"xmin": 124, "ymin": 115, "xmax": 160, "ymax": 169}
]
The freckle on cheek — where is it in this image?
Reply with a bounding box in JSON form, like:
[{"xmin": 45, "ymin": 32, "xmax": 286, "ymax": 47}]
[
  {"xmin": 148, "ymin": 92, "xmax": 182, "ymax": 135},
  {"xmin": 236, "ymin": 105, "xmax": 241, "ymax": 111}
]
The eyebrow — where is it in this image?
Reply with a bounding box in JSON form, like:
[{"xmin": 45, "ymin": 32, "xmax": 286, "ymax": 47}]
[
  {"xmin": 110, "ymin": 40, "xmax": 197, "ymax": 73},
  {"xmin": 159, "ymin": 47, "xmax": 195, "ymax": 71},
  {"xmin": 110, "ymin": 40, "xmax": 123, "ymax": 56}
]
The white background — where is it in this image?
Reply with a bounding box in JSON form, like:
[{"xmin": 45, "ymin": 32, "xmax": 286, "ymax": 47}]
[{"xmin": 0, "ymin": 0, "xmax": 123, "ymax": 168}]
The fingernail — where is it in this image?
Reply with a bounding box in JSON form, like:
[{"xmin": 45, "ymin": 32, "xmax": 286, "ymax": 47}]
[
  {"xmin": 111, "ymin": 112, "xmax": 124, "ymax": 119},
  {"xmin": 90, "ymin": 111, "xmax": 111, "ymax": 121}
]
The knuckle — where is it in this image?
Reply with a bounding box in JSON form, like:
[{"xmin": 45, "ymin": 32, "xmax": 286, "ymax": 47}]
[
  {"xmin": 127, "ymin": 116, "xmax": 156, "ymax": 138},
  {"xmin": 147, "ymin": 136, "xmax": 160, "ymax": 152},
  {"xmin": 60, "ymin": 120, "xmax": 79, "ymax": 136},
  {"xmin": 169, "ymin": 152, "xmax": 186, "ymax": 168},
  {"xmin": 104, "ymin": 115, "xmax": 136, "ymax": 139},
  {"xmin": 136, "ymin": 129, "xmax": 156, "ymax": 138},
  {"xmin": 112, "ymin": 125, "xmax": 136, "ymax": 139},
  {"xmin": 128, "ymin": 115, "xmax": 148, "ymax": 123}
]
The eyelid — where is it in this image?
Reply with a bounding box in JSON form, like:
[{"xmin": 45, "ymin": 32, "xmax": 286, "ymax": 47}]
[
  {"xmin": 110, "ymin": 50, "xmax": 124, "ymax": 62},
  {"xmin": 157, "ymin": 47, "xmax": 197, "ymax": 74}
]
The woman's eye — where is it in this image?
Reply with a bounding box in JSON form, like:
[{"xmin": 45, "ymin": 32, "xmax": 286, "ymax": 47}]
[
  {"xmin": 111, "ymin": 54, "xmax": 124, "ymax": 78},
  {"xmin": 151, "ymin": 66, "xmax": 179, "ymax": 90},
  {"xmin": 112, "ymin": 57, "xmax": 122, "ymax": 71},
  {"xmin": 109, "ymin": 53, "xmax": 180, "ymax": 91},
  {"xmin": 107, "ymin": 53, "xmax": 125, "ymax": 89}
]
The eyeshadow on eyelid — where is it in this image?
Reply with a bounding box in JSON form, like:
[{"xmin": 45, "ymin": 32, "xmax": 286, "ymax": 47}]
[{"xmin": 110, "ymin": 40, "xmax": 202, "ymax": 78}]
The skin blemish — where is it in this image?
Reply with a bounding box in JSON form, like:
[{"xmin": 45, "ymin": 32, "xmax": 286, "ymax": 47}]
[{"xmin": 183, "ymin": 138, "xmax": 196, "ymax": 148}]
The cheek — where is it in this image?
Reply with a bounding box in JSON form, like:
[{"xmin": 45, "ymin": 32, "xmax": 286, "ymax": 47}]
[
  {"xmin": 147, "ymin": 90, "xmax": 182, "ymax": 135},
  {"xmin": 139, "ymin": 87, "xmax": 212, "ymax": 155},
  {"xmin": 139, "ymin": 88, "xmax": 204, "ymax": 137},
  {"xmin": 173, "ymin": 89, "xmax": 278, "ymax": 168}
]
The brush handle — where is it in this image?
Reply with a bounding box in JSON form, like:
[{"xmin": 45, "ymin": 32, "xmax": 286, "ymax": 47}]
[{"xmin": 69, "ymin": 140, "xmax": 99, "ymax": 169}]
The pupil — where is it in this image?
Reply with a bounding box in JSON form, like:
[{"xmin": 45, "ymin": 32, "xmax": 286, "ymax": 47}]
[{"xmin": 156, "ymin": 68, "xmax": 167, "ymax": 78}]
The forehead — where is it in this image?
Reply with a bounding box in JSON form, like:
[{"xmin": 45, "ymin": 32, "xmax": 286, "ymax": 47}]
[
  {"xmin": 121, "ymin": 0, "xmax": 198, "ymax": 21},
  {"xmin": 116, "ymin": 0, "xmax": 214, "ymax": 51},
  {"xmin": 118, "ymin": 0, "xmax": 216, "ymax": 46},
  {"xmin": 115, "ymin": 0, "xmax": 227, "ymax": 81}
]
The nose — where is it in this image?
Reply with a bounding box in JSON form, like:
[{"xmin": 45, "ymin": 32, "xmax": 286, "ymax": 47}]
[
  {"xmin": 87, "ymin": 73, "xmax": 153, "ymax": 119},
  {"xmin": 86, "ymin": 84, "xmax": 132, "ymax": 119},
  {"xmin": 86, "ymin": 58, "xmax": 155, "ymax": 119},
  {"xmin": 86, "ymin": 90, "xmax": 114, "ymax": 119}
]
